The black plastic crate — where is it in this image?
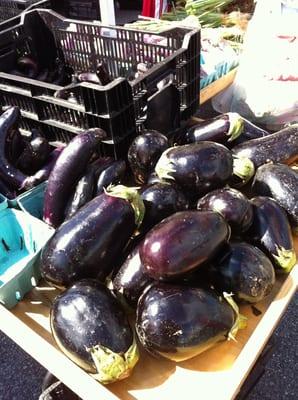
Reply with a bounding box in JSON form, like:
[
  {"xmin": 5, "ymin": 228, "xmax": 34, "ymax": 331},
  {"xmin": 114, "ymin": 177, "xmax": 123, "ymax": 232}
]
[
  {"xmin": 0, "ymin": 9, "xmax": 200, "ymax": 142},
  {"xmin": 50, "ymin": 0, "xmax": 101, "ymax": 21},
  {"xmin": 0, "ymin": 0, "xmax": 49, "ymax": 22}
]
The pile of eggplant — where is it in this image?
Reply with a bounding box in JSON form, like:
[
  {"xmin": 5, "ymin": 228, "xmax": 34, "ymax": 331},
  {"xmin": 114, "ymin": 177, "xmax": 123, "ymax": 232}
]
[
  {"xmin": 35, "ymin": 112, "xmax": 298, "ymax": 384},
  {"xmin": 0, "ymin": 106, "xmax": 66, "ymax": 199}
]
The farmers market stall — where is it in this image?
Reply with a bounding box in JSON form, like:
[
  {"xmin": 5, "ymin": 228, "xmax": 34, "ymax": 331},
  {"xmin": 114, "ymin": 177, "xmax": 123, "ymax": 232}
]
[{"xmin": 0, "ymin": 2, "xmax": 297, "ymax": 400}]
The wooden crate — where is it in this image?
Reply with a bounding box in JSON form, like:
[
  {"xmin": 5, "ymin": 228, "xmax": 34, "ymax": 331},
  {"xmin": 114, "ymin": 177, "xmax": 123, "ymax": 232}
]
[{"xmin": 0, "ymin": 239, "xmax": 297, "ymax": 400}]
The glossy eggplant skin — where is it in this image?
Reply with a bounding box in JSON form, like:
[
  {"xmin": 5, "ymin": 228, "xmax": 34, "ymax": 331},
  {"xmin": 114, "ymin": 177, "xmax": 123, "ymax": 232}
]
[
  {"xmin": 128, "ymin": 131, "xmax": 168, "ymax": 184},
  {"xmin": 209, "ymin": 242, "xmax": 275, "ymax": 303},
  {"xmin": 197, "ymin": 187, "xmax": 253, "ymax": 235},
  {"xmin": 43, "ymin": 129, "xmax": 106, "ymax": 228},
  {"xmin": 232, "ymin": 125, "xmax": 298, "ymax": 168},
  {"xmin": 231, "ymin": 118, "xmax": 270, "ymax": 146},
  {"xmin": 248, "ymin": 196, "xmax": 296, "ymax": 273},
  {"xmin": 136, "ymin": 283, "xmax": 235, "ymax": 361},
  {"xmin": 140, "ymin": 211, "xmax": 230, "ymax": 280},
  {"xmin": 112, "ymin": 240, "xmax": 153, "ymax": 308},
  {"xmin": 51, "ymin": 280, "xmax": 137, "ymax": 382},
  {"xmin": 96, "ymin": 160, "xmax": 126, "ymax": 195},
  {"xmin": 17, "ymin": 136, "xmax": 51, "ymax": 174},
  {"xmin": 0, "ymin": 107, "xmax": 28, "ymax": 189},
  {"xmin": 252, "ymin": 164, "xmax": 298, "ymax": 234},
  {"xmin": 155, "ymin": 142, "xmax": 233, "ymax": 198},
  {"xmin": 41, "ymin": 193, "xmax": 136, "ymax": 288},
  {"xmin": 140, "ymin": 182, "xmax": 189, "ymax": 233}
]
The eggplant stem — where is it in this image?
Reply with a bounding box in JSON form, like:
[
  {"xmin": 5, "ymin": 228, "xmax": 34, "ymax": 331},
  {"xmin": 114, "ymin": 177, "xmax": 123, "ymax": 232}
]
[
  {"xmin": 223, "ymin": 292, "xmax": 247, "ymax": 342},
  {"xmin": 155, "ymin": 147, "xmax": 176, "ymax": 181},
  {"xmin": 106, "ymin": 185, "xmax": 145, "ymax": 227},
  {"xmin": 273, "ymin": 245, "xmax": 296, "ymax": 274},
  {"xmin": 89, "ymin": 337, "xmax": 139, "ymax": 384},
  {"xmin": 232, "ymin": 155, "xmax": 255, "ymax": 184},
  {"xmin": 227, "ymin": 113, "xmax": 244, "ymax": 142}
]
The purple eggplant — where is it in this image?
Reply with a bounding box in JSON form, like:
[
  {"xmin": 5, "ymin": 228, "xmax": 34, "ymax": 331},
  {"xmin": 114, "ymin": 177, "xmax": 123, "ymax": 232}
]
[
  {"xmin": 112, "ymin": 240, "xmax": 153, "ymax": 309},
  {"xmin": 23, "ymin": 147, "xmax": 64, "ymax": 189},
  {"xmin": 96, "ymin": 160, "xmax": 126, "ymax": 195},
  {"xmin": 140, "ymin": 182, "xmax": 189, "ymax": 233},
  {"xmin": 209, "ymin": 242, "xmax": 275, "ymax": 303},
  {"xmin": 64, "ymin": 165, "xmax": 97, "ymax": 220},
  {"xmin": 136, "ymin": 283, "xmax": 246, "ymax": 361},
  {"xmin": 248, "ymin": 196, "xmax": 296, "ymax": 273},
  {"xmin": 155, "ymin": 142, "xmax": 234, "ymax": 198},
  {"xmin": 197, "ymin": 187, "xmax": 253, "ymax": 235},
  {"xmin": 233, "ymin": 124, "xmax": 298, "ymax": 168},
  {"xmin": 51, "ymin": 280, "xmax": 139, "ymax": 383},
  {"xmin": 0, "ymin": 107, "xmax": 28, "ymax": 189},
  {"xmin": 140, "ymin": 210, "xmax": 230, "ymax": 280},
  {"xmin": 229, "ymin": 155, "xmax": 255, "ymax": 188},
  {"xmin": 41, "ymin": 186, "xmax": 145, "ymax": 288},
  {"xmin": 251, "ymin": 163, "xmax": 298, "ymax": 234},
  {"xmin": 232, "ymin": 118, "xmax": 270, "ymax": 146},
  {"xmin": 43, "ymin": 129, "xmax": 107, "ymax": 228},
  {"xmin": 128, "ymin": 130, "xmax": 169, "ymax": 184},
  {"xmin": 17, "ymin": 136, "xmax": 51, "ymax": 175}
]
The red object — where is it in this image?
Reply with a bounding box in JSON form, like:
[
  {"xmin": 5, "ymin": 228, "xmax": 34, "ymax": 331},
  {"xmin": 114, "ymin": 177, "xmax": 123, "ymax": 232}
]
[{"xmin": 142, "ymin": 0, "xmax": 169, "ymax": 19}]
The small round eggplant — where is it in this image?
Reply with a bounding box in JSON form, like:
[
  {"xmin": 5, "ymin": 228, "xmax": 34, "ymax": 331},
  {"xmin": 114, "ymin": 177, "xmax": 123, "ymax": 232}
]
[
  {"xmin": 51, "ymin": 280, "xmax": 139, "ymax": 384},
  {"xmin": 128, "ymin": 130, "xmax": 168, "ymax": 184},
  {"xmin": 155, "ymin": 142, "xmax": 233, "ymax": 198},
  {"xmin": 210, "ymin": 242, "xmax": 275, "ymax": 303},
  {"xmin": 248, "ymin": 196, "xmax": 296, "ymax": 273},
  {"xmin": 197, "ymin": 187, "xmax": 253, "ymax": 235},
  {"xmin": 251, "ymin": 163, "xmax": 298, "ymax": 234},
  {"xmin": 140, "ymin": 210, "xmax": 230, "ymax": 280},
  {"xmin": 136, "ymin": 283, "xmax": 246, "ymax": 362},
  {"xmin": 112, "ymin": 240, "xmax": 153, "ymax": 309},
  {"xmin": 140, "ymin": 182, "xmax": 189, "ymax": 233}
]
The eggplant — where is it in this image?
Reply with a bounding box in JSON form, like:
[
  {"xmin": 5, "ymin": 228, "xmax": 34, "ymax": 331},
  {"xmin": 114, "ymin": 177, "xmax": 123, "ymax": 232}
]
[
  {"xmin": 230, "ymin": 155, "xmax": 255, "ymax": 188},
  {"xmin": 41, "ymin": 186, "xmax": 145, "ymax": 288},
  {"xmin": 65, "ymin": 165, "xmax": 96, "ymax": 220},
  {"xmin": 96, "ymin": 160, "xmax": 126, "ymax": 195},
  {"xmin": 51, "ymin": 280, "xmax": 139, "ymax": 384},
  {"xmin": 197, "ymin": 187, "xmax": 253, "ymax": 235},
  {"xmin": 112, "ymin": 240, "xmax": 153, "ymax": 309},
  {"xmin": 209, "ymin": 242, "xmax": 275, "ymax": 303},
  {"xmin": 136, "ymin": 283, "xmax": 246, "ymax": 361},
  {"xmin": 140, "ymin": 182, "xmax": 189, "ymax": 233},
  {"xmin": 43, "ymin": 129, "xmax": 107, "ymax": 228},
  {"xmin": 180, "ymin": 113, "xmax": 244, "ymax": 146},
  {"xmin": 17, "ymin": 56, "xmax": 39, "ymax": 79},
  {"xmin": 248, "ymin": 196, "xmax": 296, "ymax": 273},
  {"xmin": 7, "ymin": 129, "xmax": 26, "ymax": 163},
  {"xmin": 233, "ymin": 124, "xmax": 298, "ymax": 168},
  {"xmin": 155, "ymin": 142, "xmax": 233, "ymax": 198},
  {"xmin": 146, "ymin": 171, "xmax": 163, "ymax": 185},
  {"xmin": 96, "ymin": 61, "xmax": 112, "ymax": 85},
  {"xmin": 17, "ymin": 136, "xmax": 51, "ymax": 174},
  {"xmin": 23, "ymin": 147, "xmax": 64, "ymax": 189},
  {"xmin": 140, "ymin": 210, "xmax": 230, "ymax": 280},
  {"xmin": 251, "ymin": 163, "xmax": 298, "ymax": 234},
  {"xmin": 128, "ymin": 131, "xmax": 169, "ymax": 184},
  {"xmin": 232, "ymin": 118, "xmax": 270, "ymax": 146},
  {"xmin": 0, "ymin": 178, "xmax": 16, "ymax": 199},
  {"xmin": 0, "ymin": 107, "xmax": 28, "ymax": 189}
]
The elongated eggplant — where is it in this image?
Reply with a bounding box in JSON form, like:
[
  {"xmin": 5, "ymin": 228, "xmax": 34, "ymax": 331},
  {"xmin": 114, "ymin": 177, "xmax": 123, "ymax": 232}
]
[
  {"xmin": 155, "ymin": 142, "xmax": 233, "ymax": 198},
  {"xmin": 232, "ymin": 118, "xmax": 270, "ymax": 146},
  {"xmin": 233, "ymin": 125, "xmax": 298, "ymax": 168},
  {"xmin": 43, "ymin": 129, "xmax": 106, "ymax": 228},
  {"xmin": 252, "ymin": 164, "xmax": 298, "ymax": 234},
  {"xmin": 248, "ymin": 196, "xmax": 296, "ymax": 273},
  {"xmin": 41, "ymin": 186, "xmax": 145, "ymax": 288},
  {"xmin": 112, "ymin": 240, "xmax": 153, "ymax": 308},
  {"xmin": 96, "ymin": 160, "xmax": 126, "ymax": 195},
  {"xmin": 140, "ymin": 210, "xmax": 230, "ymax": 280},
  {"xmin": 64, "ymin": 166, "xmax": 96, "ymax": 220},
  {"xmin": 0, "ymin": 107, "xmax": 28, "ymax": 189},
  {"xmin": 181, "ymin": 113, "xmax": 244, "ymax": 146},
  {"xmin": 128, "ymin": 131, "xmax": 168, "ymax": 184},
  {"xmin": 136, "ymin": 283, "xmax": 246, "ymax": 361},
  {"xmin": 51, "ymin": 280, "xmax": 139, "ymax": 384},
  {"xmin": 197, "ymin": 187, "xmax": 253, "ymax": 235},
  {"xmin": 140, "ymin": 182, "xmax": 189, "ymax": 233},
  {"xmin": 209, "ymin": 242, "xmax": 275, "ymax": 303},
  {"xmin": 23, "ymin": 147, "xmax": 64, "ymax": 189}
]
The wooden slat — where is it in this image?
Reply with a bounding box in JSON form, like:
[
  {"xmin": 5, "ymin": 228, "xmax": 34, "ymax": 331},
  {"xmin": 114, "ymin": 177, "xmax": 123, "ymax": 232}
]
[{"xmin": 200, "ymin": 69, "xmax": 237, "ymax": 105}]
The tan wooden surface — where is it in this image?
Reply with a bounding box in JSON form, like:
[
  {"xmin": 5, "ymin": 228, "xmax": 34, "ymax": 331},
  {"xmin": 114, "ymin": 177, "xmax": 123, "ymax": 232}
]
[
  {"xmin": 0, "ymin": 237, "xmax": 297, "ymax": 400},
  {"xmin": 200, "ymin": 69, "xmax": 237, "ymax": 105}
]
